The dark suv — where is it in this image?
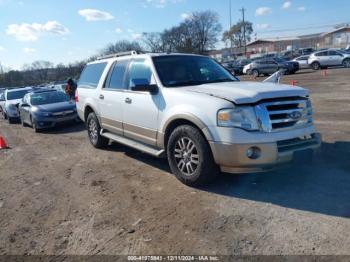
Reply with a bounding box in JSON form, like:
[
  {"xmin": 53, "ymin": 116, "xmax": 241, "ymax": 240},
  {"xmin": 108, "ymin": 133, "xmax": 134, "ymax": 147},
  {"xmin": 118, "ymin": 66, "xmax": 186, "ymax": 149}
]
[{"xmin": 244, "ymin": 57, "xmax": 299, "ymax": 77}]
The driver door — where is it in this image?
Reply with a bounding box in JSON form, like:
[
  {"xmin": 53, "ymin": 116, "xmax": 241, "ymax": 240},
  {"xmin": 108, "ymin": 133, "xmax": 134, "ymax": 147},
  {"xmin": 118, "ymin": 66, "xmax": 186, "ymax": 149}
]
[{"xmin": 122, "ymin": 58, "xmax": 160, "ymax": 146}]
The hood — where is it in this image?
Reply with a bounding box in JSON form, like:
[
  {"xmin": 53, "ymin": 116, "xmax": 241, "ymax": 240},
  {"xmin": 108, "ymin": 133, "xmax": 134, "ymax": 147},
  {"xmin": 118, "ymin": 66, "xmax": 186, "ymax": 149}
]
[
  {"xmin": 180, "ymin": 81, "xmax": 309, "ymax": 104},
  {"xmin": 34, "ymin": 101, "xmax": 76, "ymax": 113}
]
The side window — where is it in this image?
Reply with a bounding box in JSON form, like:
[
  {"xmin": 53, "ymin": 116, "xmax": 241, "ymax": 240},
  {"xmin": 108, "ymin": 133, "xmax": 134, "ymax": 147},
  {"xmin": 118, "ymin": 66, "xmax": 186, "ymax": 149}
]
[
  {"xmin": 128, "ymin": 59, "xmax": 153, "ymax": 88},
  {"xmin": 78, "ymin": 62, "xmax": 107, "ymax": 89},
  {"xmin": 316, "ymin": 51, "xmax": 326, "ymax": 57},
  {"xmin": 105, "ymin": 60, "xmax": 129, "ymax": 90}
]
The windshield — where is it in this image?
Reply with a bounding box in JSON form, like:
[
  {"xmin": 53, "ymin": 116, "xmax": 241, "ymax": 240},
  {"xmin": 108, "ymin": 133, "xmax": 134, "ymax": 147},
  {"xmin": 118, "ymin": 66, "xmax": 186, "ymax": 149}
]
[
  {"xmin": 30, "ymin": 91, "xmax": 70, "ymax": 105},
  {"xmin": 152, "ymin": 55, "xmax": 237, "ymax": 87},
  {"xmin": 6, "ymin": 89, "xmax": 31, "ymax": 100}
]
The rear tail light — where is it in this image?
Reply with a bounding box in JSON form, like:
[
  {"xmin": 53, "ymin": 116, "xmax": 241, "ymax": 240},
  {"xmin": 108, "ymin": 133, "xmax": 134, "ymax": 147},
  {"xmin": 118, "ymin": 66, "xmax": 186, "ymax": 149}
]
[{"xmin": 75, "ymin": 89, "xmax": 79, "ymax": 102}]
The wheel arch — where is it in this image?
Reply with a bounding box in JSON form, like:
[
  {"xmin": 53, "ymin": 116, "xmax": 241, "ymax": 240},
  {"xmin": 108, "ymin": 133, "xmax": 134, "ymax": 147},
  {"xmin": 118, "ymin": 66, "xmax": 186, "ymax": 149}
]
[{"xmin": 159, "ymin": 114, "xmax": 214, "ymax": 150}]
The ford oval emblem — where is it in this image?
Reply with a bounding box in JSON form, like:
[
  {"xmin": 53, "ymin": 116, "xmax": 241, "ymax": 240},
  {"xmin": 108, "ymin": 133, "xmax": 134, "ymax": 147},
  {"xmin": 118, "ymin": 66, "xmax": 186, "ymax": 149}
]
[{"xmin": 289, "ymin": 111, "xmax": 302, "ymax": 120}]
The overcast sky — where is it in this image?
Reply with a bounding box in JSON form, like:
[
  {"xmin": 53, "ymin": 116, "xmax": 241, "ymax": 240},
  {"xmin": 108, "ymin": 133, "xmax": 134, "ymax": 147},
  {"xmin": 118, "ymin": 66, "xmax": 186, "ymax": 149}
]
[{"xmin": 0, "ymin": 0, "xmax": 349, "ymax": 69}]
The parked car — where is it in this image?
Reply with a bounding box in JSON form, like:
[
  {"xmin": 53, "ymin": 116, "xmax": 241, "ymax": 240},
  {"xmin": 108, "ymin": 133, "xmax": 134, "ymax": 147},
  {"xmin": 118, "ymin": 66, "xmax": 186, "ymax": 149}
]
[
  {"xmin": 222, "ymin": 60, "xmax": 251, "ymax": 75},
  {"xmin": 76, "ymin": 51, "xmax": 321, "ymax": 186},
  {"xmin": 293, "ymin": 55, "xmax": 310, "ymax": 69},
  {"xmin": 0, "ymin": 91, "xmax": 5, "ymax": 114},
  {"xmin": 3, "ymin": 87, "xmax": 32, "ymax": 123},
  {"xmin": 19, "ymin": 89, "xmax": 78, "ymax": 132},
  {"xmin": 243, "ymin": 57, "xmax": 299, "ymax": 77},
  {"xmin": 297, "ymin": 48, "xmax": 315, "ymax": 56},
  {"xmin": 308, "ymin": 49, "xmax": 350, "ymax": 70}
]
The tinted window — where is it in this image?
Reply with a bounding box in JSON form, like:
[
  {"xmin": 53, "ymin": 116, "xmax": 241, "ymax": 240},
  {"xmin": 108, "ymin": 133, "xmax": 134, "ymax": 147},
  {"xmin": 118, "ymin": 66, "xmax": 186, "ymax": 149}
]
[
  {"xmin": 78, "ymin": 62, "xmax": 107, "ymax": 89},
  {"xmin": 128, "ymin": 59, "xmax": 152, "ymax": 88},
  {"xmin": 328, "ymin": 51, "xmax": 342, "ymax": 56},
  {"xmin": 6, "ymin": 89, "xmax": 31, "ymax": 100},
  {"xmin": 153, "ymin": 55, "xmax": 237, "ymax": 87},
  {"xmin": 30, "ymin": 91, "xmax": 69, "ymax": 105},
  {"xmin": 315, "ymin": 51, "xmax": 327, "ymax": 57},
  {"xmin": 106, "ymin": 60, "xmax": 129, "ymax": 90}
]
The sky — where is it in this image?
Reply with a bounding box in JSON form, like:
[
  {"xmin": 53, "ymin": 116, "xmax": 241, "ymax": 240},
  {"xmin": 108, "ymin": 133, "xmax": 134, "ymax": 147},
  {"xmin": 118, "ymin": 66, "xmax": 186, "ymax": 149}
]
[{"xmin": 0, "ymin": 0, "xmax": 350, "ymax": 69}]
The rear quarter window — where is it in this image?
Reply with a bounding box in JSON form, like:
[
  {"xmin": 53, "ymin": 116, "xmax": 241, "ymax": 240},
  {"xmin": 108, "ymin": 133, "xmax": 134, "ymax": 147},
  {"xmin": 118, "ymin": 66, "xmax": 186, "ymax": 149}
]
[{"xmin": 78, "ymin": 62, "xmax": 107, "ymax": 89}]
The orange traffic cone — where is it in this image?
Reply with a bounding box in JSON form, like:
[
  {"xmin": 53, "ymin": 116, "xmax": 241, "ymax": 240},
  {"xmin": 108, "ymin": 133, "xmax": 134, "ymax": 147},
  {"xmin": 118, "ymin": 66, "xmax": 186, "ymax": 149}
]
[{"xmin": 0, "ymin": 136, "xmax": 9, "ymax": 149}]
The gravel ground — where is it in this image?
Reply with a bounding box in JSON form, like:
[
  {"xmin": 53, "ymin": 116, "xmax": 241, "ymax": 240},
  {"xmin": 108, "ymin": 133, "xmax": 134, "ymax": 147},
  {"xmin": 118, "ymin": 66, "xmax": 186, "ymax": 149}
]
[{"xmin": 0, "ymin": 68, "xmax": 349, "ymax": 255}]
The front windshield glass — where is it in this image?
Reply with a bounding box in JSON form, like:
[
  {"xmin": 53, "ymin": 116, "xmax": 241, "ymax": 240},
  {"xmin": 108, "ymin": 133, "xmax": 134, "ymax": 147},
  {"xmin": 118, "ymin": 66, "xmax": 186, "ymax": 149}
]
[
  {"xmin": 6, "ymin": 89, "xmax": 31, "ymax": 100},
  {"xmin": 152, "ymin": 55, "xmax": 237, "ymax": 87},
  {"xmin": 30, "ymin": 91, "xmax": 70, "ymax": 105}
]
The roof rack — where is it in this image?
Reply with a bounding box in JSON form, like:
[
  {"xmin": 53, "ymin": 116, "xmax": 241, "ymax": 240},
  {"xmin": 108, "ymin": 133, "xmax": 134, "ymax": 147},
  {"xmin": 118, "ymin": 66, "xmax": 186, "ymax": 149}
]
[{"xmin": 97, "ymin": 50, "xmax": 143, "ymax": 60}]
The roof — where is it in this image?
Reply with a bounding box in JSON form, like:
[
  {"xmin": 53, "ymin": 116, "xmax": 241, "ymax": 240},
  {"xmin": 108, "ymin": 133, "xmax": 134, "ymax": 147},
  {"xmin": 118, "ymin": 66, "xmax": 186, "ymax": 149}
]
[
  {"xmin": 91, "ymin": 52, "xmax": 206, "ymax": 64},
  {"xmin": 322, "ymin": 26, "xmax": 350, "ymax": 36},
  {"xmin": 247, "ymin": 26, "xmax": 350, "ymax": 46},
  {"xmin": 6, "ymin": 87, "xmax": 32, "ymax": 92}
]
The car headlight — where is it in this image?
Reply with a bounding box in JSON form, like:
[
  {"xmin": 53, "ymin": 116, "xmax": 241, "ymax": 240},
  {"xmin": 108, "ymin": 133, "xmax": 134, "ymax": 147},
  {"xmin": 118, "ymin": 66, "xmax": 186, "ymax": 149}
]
[
  {"xmin": 7, "ymin": 104, "xmax": 18, "ymax": 111},
  {"xmin": 32, "ymin": 108, "xmax": 52, "ymax": 117},
  {"xmin": 217, "ymin": 107, "xmax": 260, "ymax": 131}
]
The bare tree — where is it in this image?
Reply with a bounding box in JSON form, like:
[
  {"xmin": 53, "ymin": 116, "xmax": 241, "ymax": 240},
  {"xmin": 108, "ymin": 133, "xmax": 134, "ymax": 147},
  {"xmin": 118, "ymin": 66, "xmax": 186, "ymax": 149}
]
[
  {"xmin": 223, "ymin": 21, "xmax": 253, "ymax": 48},
  {"xmin": 142, "ymin": 32, "xmax": 165, "ymax": 52},
  {"xmin": 100, "ymin": 40, "xmax": 142, "ymax": 56}
]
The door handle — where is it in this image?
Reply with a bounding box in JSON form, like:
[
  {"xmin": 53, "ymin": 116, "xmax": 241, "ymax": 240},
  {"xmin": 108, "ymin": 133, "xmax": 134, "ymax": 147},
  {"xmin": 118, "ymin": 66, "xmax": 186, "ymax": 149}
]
[
  {"xmin": 99, "ymin": 94, "xmax": 104, "ymax": 100},
  {"xmin": 125, "ymin": 97, "xmax": 132, "ymax": 104}
]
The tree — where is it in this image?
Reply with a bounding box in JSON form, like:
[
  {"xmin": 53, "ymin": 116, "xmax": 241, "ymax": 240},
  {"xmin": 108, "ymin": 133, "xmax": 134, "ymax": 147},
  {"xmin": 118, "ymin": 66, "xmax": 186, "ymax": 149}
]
[
  {"xmin": 142, "ymin": 10, "xmax": 222, "ymax": 54},
  {"xmin": 99, "ymin": 40, "xmax": 142, "ymax": 56},
  {"xmin": 142, "ymin": 32, "xmax": 166, "ymax": 52},
  {"xmin": 223, "ymin": 21, "xmax": 253, "ymax": 48}
]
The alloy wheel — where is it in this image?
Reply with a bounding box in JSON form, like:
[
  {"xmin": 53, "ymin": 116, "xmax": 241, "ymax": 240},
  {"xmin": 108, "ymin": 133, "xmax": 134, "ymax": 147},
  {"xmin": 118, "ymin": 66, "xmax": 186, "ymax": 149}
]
[
  {"xmin": 174, "ymin": 137, "xmax": 199, "ymax": 176},
  {"xmin": 88, "ymin": 119, "xmax": 98, "ymax": 144}
]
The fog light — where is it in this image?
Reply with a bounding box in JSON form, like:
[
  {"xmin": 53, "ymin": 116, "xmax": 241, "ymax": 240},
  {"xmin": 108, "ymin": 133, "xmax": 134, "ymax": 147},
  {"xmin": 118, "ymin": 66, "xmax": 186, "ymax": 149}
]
[{"xmin": 246, "ymin": 147, "xmax": 261, "ymax": 160}]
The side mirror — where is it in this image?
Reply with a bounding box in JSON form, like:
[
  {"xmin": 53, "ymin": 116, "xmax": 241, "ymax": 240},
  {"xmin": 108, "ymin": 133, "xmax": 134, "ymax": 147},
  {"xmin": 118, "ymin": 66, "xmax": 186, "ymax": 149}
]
[{"xmin": 131, "ymin": 84, "xmax": 158, "ymax": 94}]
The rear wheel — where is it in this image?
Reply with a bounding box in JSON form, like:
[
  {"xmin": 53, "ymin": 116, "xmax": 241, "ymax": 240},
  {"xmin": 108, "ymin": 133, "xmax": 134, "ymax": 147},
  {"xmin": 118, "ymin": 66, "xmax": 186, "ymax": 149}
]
[
  {"xmin": 342, "ymin": 58, "xmax": 350, "ymax": 68},
  {"xmin": 86, "ymin": 112, "xmax": 109, "ymax": 148},
  {"xmin": 311, "ymin": 62, "xmax": 320, "ymax": 70},
  {"xmin": 251, "ymin": 69, "xmax": 259, "ymax": 78},
  {"xmin": 167, "ymin": 125, "xmax": 219, "ymax": 186}
]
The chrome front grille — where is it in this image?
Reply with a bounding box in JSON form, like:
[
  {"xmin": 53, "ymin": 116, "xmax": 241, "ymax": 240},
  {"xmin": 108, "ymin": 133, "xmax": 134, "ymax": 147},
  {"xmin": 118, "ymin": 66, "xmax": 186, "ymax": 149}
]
[{"xmin": 255, "ymin": 97, "xmax": 313, "ymax": 132}]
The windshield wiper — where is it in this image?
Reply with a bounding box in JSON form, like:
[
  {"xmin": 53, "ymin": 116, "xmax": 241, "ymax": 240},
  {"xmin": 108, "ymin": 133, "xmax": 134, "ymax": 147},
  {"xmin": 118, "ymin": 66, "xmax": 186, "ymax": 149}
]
[
  {"xmin": 167, "ymin": 80, "xmax": 205, "ymax": 87},
  {"xmin": 204, "ymin": 79, "xmax": 235, "ymax": 84}
]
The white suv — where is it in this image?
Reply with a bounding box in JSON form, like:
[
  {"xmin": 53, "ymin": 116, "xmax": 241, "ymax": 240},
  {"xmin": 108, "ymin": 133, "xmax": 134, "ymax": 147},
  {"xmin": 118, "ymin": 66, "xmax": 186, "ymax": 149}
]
[
  {"xmin": 76, "ymin": 51, "xmax": 321, "ymax": 186},
  {"xmin": 308, "ymin": 49, "xmax": 350, "ymax": 70}
]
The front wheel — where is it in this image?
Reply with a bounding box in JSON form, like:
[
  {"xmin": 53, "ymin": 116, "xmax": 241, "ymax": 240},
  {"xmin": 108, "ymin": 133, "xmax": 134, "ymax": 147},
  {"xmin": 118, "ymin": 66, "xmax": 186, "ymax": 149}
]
[
  {"xmin": 251, "ymin": 69, "xmax": 259, "ymax": 78},
  {"xmin": 167, "ymin": 125, "xmax": 219, "ymax": 186},
  {"xmin": 342, "ymin": 59, "xmax": 350, "ymax": 68},
  {"xmin": 86, "ymin": 112, "xmax": 109, "ymax": 148}
]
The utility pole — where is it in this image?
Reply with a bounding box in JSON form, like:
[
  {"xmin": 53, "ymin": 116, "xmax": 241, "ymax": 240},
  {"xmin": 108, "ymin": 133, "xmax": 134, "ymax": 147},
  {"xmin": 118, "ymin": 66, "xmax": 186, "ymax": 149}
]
[
  {"xmin": 229, "ymin": 0, "xmax": 233, "ymax": 57},
  {"xmin": 239, "ymin": 7, "xmax": 247, "ymax": 56}
]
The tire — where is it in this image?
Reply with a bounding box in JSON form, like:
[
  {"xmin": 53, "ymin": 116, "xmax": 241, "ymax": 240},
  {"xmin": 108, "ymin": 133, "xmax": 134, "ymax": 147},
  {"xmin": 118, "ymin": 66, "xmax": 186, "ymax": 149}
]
[
  {"xmin": 342, "ymin": 58, "xmax": 350, "ymax": 68},
  {"xmin": 251, "ymin": 69, "xmax": 259, "ymax": 77},
  {"xmin": 86, "ymin": 112, "xmax": 109, "ymax": 148},
  {"xmin": 167, "ymin": 125, "xmax": 219, "ymax": 186},
  {"xmin": 311, "ymin": 62, "xmax": 320, "ymax": 70},
  {"xmin": 30, "ymin": 116, "xmax": 40, "ymax": 133},
  {"xmin": 8, "ymin": 117, "xmax": 13, "ymax": 124}
]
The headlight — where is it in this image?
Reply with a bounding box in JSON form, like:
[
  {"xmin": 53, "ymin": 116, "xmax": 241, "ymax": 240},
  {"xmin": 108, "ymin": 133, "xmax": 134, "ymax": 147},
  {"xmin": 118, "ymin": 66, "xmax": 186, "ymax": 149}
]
[
  {"xmin": 217, "ymin": 107, "xmax": 260, "ymax": 131},
  {"xmin": 7, "ymin": 104, "xmax": 18, "ymax": 111},
  {"xmin": 32, "ymin": 108, "xmax": 51, "ymax": 117}
]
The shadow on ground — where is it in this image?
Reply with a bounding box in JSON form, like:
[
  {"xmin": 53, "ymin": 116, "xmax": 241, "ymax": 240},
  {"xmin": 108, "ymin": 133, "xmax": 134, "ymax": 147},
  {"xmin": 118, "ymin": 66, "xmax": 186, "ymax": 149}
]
[
  {"xmin": 201, "ymin": 141, "xmax": 350, "ymax": 218},
  {"xmin": 106, "ymin": 140, "xmax": 350, "ymax": 218}
]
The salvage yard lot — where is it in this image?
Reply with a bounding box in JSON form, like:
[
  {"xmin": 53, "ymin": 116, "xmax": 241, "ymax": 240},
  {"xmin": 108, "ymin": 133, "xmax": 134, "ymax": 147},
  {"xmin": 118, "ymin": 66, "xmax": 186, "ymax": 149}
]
[{"xmin": 0, "ymin": 68, "xmax": 349, "ymax": 255}]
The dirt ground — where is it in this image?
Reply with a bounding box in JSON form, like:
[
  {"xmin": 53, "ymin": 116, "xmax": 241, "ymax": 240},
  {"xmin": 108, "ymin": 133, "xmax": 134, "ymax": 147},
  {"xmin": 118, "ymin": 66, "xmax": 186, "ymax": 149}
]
[{"xmin": 0, "ymin": 68, "xmax": 349, "ymax": 256}]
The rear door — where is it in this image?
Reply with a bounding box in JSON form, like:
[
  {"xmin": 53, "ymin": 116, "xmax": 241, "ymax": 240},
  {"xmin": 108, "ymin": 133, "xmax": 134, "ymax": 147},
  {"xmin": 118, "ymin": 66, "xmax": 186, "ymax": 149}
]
[
  {"xmin": 99, "ymin": 59, "xmax": 130, "ymax": 136},
  {"xmin": 328, "ymin": 50, "xmax": 343, "ymax": 66}
]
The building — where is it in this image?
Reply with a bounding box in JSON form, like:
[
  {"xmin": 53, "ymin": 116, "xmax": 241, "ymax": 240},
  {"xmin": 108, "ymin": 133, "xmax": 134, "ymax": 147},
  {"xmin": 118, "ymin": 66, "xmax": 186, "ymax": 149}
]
[
  {"xmin": 246, "ymin": 26, "xmax": 350, "ymax": 55},
  {"xmin": 209, "ymin": 25, "xmax": 350, "ymax": 61}
]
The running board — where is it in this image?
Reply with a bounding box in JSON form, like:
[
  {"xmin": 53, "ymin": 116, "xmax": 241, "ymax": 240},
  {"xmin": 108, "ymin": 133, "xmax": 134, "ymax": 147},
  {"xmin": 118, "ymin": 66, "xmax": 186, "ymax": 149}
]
[{"xmin": 101, "ymin": 130, "xmax": 165, "ymax": 158}]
